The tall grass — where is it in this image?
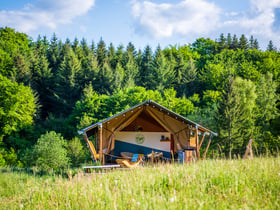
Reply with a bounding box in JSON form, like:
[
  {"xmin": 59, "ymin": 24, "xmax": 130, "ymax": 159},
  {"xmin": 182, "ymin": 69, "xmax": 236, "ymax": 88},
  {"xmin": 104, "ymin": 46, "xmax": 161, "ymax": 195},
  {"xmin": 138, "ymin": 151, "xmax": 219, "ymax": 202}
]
[{"xmin": 0, "ymin": 157, "xmax": 279, "ymax": 209}]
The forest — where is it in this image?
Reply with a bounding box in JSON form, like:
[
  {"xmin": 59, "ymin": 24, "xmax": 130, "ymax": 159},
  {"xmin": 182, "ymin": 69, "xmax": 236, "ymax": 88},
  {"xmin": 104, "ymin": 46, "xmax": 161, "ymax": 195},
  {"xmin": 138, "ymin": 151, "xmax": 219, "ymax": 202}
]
[{"xmin": 0, "ymin": 27, "xmax": 279, "ymax": 169}]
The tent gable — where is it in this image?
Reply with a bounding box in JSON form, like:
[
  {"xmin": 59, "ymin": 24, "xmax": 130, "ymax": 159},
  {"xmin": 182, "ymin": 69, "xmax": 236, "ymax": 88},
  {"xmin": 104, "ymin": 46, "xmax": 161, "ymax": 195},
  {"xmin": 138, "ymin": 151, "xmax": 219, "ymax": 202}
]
[{"xmin": 121, "ymin": 110, "xmax": 168, "ymax": 132}]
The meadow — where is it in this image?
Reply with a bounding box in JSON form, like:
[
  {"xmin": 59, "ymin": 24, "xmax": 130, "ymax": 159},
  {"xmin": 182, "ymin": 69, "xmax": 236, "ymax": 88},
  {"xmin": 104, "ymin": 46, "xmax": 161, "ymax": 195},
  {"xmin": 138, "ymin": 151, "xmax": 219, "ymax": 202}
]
[{"xmin": 0, "ymin": 157, "xmax": 279, "ymax": 210}]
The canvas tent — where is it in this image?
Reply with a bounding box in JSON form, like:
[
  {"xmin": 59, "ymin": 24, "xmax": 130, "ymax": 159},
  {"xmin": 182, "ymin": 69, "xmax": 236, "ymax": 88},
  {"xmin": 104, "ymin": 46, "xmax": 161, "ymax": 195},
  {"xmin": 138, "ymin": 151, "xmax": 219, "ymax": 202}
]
[{"xmin": 78, "ymin": 100, "xmax": 217, "ymax": 163}]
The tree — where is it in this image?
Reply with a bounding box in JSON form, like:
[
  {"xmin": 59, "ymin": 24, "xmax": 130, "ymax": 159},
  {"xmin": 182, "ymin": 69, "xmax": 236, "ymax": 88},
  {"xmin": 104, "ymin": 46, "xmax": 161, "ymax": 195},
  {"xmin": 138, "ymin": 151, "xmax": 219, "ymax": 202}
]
[
  {"xmin": 234, "ymin": 77, "xmax": 257, "ymax": 144},
  {"xmin": 238, "ymin": 34, "xmax": 249, "ymax": 50},
  {"xmin": 53, "ymin": 43, "xmax": 81, "ymax": 116},
  {"xmin": 0, "ymin": 27, "xmax": 31, "ymax": 83},
  {"xmin": 96, "ymin": 38, "xmax": 107, "ymax": 67},
  {"xmin": 0, "ymin": 74, "xmax": 36, "ymax": 141},
  {"xmin": 267, "ymin": 40, "xmax": 276, "ymax": 52},
  {"xmin": 124, "ymin": 52, "xmax": 138, "ymax": 88},
  {"xmin": 226, "ymin": 33, "xmax": 232, "ymax": 49},
  {"xmin": 139, "ymin": 45, "xmax": 154, "ymax": 89},
  {"xmin": 153, "ymin": 45, "xmax": 173, "ymax": 91},
  {"xmin": 249, "ymin": 35, "xmax": 255, "ymax": 49},
  {"xmin": 47, "ymin": 33, "xmax": 61, "ymax": 73},
  {"xmin": 30, "ymin": 44, "xmax": 53, "ymax": 119},
  {"xmin": 107, "ymin": 43, "xmax": 117, "ymax": 69},
  {"xmin": 218, "ymin": 33, "xmax": 227, "ymax": 51},
  {"xmin": 96, "ymin": 60, "xmax": 114, "ymax": 94},
  {"xmin": 33, "ymin": 131, "xmax": 69, "ymax": 171},
  {"xmin": 231, "ymin": 34, "xmax": 238, "ymax": 50},
  {"xmin": 112, "ymin": 62, "xmax": 125, "ymax": 90},
  {"xmin": 67, "ymin": 137, "xmax": 86, "ymax": 167},
  {"xmin": 215, "ymin": 76, "xmax": 247, "ymax": 158},
  {"xmin": 255, "ymin": 72, "xmax": 279, "ymax": 153}
]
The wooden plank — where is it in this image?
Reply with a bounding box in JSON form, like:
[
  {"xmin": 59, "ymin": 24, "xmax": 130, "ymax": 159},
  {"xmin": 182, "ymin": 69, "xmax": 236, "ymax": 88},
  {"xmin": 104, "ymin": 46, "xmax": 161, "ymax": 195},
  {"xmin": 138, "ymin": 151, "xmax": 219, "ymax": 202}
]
[
  {"xmin": 83, "ymin": 165, "xmax": 120, "ymax": 169},
  {"xmin": 185, "ymin": 150, "xmax": 193, "ymax": 163},
  {"xmin": 202, "ymin": 136, "xmax": 212, "ymax": 160},
  {"xmin": 243, "ymin": 139, "xmax": 253, "ymax": 159},
  {"xmin": 195, "ymin": 126, "xmax": 200, "ymax": 160},
  {"xmin": 83, "ymin": 132, "xmax": 98, "ymax": 161},
  {"xmin": 198, "ymin": 133, "xmax": 206, "ymax": 150},
  {"xmin": 99, "ymin": 124, "xmax": 103, "ymax": 164}
]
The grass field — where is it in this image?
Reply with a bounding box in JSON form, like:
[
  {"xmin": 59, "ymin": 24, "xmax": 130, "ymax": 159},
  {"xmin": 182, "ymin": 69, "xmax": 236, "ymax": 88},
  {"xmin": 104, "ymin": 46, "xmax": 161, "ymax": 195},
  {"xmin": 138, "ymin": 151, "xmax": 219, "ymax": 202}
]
[{"xmin": 0, "ymin": 157, "xmax": 279, "ymax": 209}]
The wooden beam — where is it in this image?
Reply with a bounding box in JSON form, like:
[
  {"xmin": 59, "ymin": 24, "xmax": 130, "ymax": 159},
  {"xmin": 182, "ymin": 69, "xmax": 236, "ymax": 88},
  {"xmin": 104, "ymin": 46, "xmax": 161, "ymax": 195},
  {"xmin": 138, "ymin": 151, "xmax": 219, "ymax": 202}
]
[
  {"xmin": 243, "ymin": 139, "xmax": 253, "ymax": 159},
  {"xmin": 83, "ymin": 132, "xmax": 97, "ymax": 161},
  {"xmin": 198, "ymin": 132, "xmax": 206, "ymax": 150},
  {"xmin": 202, "ymin": 135, "xmax": 212, "ymax": 160},
  {"xmin": 195, "ymin": 125, "xmax": 200, "ymax": 160},
  {"xmin": 99, "ymin": 124, "xmax": 103, "ymax": 164}
]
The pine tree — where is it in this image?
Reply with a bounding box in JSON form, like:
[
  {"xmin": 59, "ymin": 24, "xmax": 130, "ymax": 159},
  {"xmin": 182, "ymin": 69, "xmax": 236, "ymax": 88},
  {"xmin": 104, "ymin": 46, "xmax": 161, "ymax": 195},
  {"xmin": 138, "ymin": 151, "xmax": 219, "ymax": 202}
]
[
  {"xmin": 112, "ymin": 62, "xmax": 125, "ymax": 90},
  {"xmin": 124, "ymin": 51, "xmax": 138, "ymax": 89},
  {"xmin": 96, "ymin": 38, "xmax": 107, "ymax": 67},
  {"xmin": 218, "ymin": 33, "xmax": 227, "ymax": 51},
  {"xmin": 238, "ymin": 34, "xmax": 249, "ymax": 50},
  {"xmin": 253, "ymin": 39, "xmax": 259, "ymax": 50},
  {"xmin": 30, "ymin": 46, "xmax": 53, "ymax": 119},
  {"xmin": 255, "ymin": 72, "xmax": 279, "ymax": 153},
  {"xmin": 153, "ymin": 45, "xmax": 173, "ymax": 91},
  {"xmin": 139, "ymin": 45, "xmax": 154, "ymax": 89},
  {"xmin": 97, "ymin": 60, "xmax": 114, "ymax": 94},
  {"xmin": 53, "ymin": 43, "xmax": 81, "ymax": 116},
  {"xmin": 231, "ymin": 34, "xmax": 238, "ymax": 50},
  {"xmin": 267, "ymin": 40, "xmax": 276, "ymax": 52},
  {"xmin": 226, "ymin": 33, "xmax": 232, "ymax": 49},
  {"xmin": 215, "ymin": 76, "xmax": 246, "ymax": 158},
  {"xmin": 47, "ymin": 34, "xmax": 61, "ymax": 73},
  {"xmin": 107, "ymin": 43, "xmax": 117, "ymax": 69},
  {"xmin": 249, "ymin": 35, "xmax": 254, "ymax": 49}
]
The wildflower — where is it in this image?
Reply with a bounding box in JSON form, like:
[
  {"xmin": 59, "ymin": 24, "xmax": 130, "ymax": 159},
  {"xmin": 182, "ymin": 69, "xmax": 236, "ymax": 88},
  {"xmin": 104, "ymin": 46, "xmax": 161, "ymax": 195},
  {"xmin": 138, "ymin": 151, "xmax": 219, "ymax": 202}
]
[
  {"xmin": 170, "ymin": 198, "xmax": 175, "ymax": 202},
  {"xmin": 100, "ymin": 183, "xmax": 103, "ymax": 187},
  {"xmin": 114, "ymin": 180, "xmax": 118, "ymax": 184},
  {"xmin": 20, "ymin": 204, "xmax": 24, "ymax": 208},
  {"xmin": 136, "ymin": 202, "xmax": 140, "ymax": 206}
]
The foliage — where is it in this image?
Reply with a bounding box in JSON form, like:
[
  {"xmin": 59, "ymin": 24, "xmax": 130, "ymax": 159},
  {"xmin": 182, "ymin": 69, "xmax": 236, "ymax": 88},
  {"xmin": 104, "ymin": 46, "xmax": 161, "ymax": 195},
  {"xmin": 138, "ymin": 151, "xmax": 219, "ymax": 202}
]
[
  {"xmin": 67, "ymin": 137, "xmax": 86, "ymax": 167},
  {"xmin": 32, "ymin": 131, "xmax": 69, "ymax": 171},
  {"xmin": 0, "ymin": 74, "xmax": 36, "ymax": 141}
]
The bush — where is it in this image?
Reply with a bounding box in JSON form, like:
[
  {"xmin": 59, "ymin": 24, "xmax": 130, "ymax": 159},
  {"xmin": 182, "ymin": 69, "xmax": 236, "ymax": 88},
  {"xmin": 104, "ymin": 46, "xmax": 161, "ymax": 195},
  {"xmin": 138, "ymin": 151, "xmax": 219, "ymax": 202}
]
[
  {"xmin": 67, "ymin": 137, "xmax": 86, "ymax": 167},
  {"xmin": 33, "ymin": 131, "xmax": 69, "ymax": 171}
]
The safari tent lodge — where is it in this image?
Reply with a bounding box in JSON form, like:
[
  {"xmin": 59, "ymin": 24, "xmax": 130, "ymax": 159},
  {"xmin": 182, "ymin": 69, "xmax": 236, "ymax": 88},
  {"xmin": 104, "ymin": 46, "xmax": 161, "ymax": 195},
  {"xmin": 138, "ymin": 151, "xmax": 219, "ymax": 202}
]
[{"xmin": 78, "ymin": 100, "xmax": 217, "ymax": 164}]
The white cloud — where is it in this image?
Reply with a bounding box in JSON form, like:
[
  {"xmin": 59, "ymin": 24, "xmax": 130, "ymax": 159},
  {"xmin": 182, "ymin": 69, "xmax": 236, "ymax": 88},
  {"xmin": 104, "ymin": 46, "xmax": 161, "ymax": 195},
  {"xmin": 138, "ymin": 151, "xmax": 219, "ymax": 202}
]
[
  {"xmin": 224, "ymin": 0, "xmax": 280, "ymax": 39},
  {"xmin": 0, "ymin": 0, "xmax": 95, "ymax": 33},
  {"xmin": 131, "ymin": 0, "xmax": 221, "ymax": 38}
]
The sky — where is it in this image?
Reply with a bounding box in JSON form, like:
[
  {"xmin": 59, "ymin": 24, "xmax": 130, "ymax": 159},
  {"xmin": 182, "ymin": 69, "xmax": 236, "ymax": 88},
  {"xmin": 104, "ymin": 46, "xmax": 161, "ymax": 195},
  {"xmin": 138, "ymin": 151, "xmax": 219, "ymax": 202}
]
[{"xmin": 1, "ymin": 0, "xmax": 280, "ymax": 51}]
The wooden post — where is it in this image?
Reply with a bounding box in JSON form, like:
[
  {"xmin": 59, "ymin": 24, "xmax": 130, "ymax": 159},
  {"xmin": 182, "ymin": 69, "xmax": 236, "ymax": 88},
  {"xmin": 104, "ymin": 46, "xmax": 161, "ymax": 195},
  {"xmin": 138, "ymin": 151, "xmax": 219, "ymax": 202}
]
[
  {"xmin": 202, "ymin": 135, "xmax": 212, "ymax": 160},
  {"xmin": 99, "ymin": 124, "xmax": 103, "ymax": 164},
  {"xmin": 195, "ymin": 125, "xmax": 200, "ymax": 160},
  {"xmin": 243, "ymin": 139, "xmax": 253, "ymax": 159},
  {"xmin": 198, "ymin": 133, "xmax": 206, "ymax": 150}
]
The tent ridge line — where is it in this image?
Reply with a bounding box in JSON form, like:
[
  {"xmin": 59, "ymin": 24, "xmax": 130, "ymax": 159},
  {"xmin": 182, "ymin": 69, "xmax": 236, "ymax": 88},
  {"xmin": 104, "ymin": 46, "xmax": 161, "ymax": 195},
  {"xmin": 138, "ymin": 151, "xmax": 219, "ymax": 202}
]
[{"xmin": 77, "ymin": 99, "xmax": 217, "ymax": 136}]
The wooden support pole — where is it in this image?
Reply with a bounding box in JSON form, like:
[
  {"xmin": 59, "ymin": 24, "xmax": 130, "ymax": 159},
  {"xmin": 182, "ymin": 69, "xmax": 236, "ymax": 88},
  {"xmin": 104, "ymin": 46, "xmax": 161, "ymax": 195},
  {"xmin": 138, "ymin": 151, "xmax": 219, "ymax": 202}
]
[
  {"xmin": 83, "ymin": 131, "xmax": 97, "ymax": 162},
  {"xmin": 198, "ymin": 133, "xmax": 206, "ymax": 150},
  {"xmin": 202, "ymin": 135, "xmax": 212, "ymax": 160},
  {"xmin": 99, "ymin": 124, "xmax": 103, "ymax": 164},
  {"xmin": 195, "ymin": 125, "xmax": 200, "ymax": 160},
  {"xmin": 243, "ymin": 139, "xmax": 253, "ymax": 159}
]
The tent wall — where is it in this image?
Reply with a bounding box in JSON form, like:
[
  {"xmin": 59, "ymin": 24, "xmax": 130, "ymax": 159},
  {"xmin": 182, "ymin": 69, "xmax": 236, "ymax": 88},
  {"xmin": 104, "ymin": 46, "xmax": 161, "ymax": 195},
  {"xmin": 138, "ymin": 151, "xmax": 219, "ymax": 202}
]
[{"xmin": 115, "ymin": 131, "xmax": 171, "ymax": 153}]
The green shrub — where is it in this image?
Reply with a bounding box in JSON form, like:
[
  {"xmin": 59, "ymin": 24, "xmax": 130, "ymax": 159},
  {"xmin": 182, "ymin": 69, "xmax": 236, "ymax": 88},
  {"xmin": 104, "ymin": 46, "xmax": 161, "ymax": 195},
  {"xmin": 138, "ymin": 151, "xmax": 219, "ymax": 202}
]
[{"xmin": 33, "ymin": 131, "xmax": 69, "ymax": 171}]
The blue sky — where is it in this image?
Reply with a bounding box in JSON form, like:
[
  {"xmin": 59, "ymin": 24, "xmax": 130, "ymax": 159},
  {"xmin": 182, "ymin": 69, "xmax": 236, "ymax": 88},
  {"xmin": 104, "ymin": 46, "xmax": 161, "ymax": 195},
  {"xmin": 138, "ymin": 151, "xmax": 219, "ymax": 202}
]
[{"xmin": 1, "ymin": 0, "xmax": 280, "ymax": 50}]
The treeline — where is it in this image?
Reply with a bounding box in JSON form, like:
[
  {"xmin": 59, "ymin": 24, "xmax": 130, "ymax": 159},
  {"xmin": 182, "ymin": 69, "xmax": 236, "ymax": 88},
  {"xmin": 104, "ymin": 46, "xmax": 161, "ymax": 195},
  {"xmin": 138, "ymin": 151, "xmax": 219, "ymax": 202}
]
[{"xmin": 0, "ymin": 27, "xmax": 279, "ymax": 169}]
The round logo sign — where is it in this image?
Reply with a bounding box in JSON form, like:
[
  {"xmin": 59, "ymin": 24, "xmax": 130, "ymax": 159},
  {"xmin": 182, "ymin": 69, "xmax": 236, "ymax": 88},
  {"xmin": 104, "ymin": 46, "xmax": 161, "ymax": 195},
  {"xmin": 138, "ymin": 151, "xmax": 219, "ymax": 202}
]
[{"xmin": 135, "ymin": 134, "xmax": 145, "ymax": 144}]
